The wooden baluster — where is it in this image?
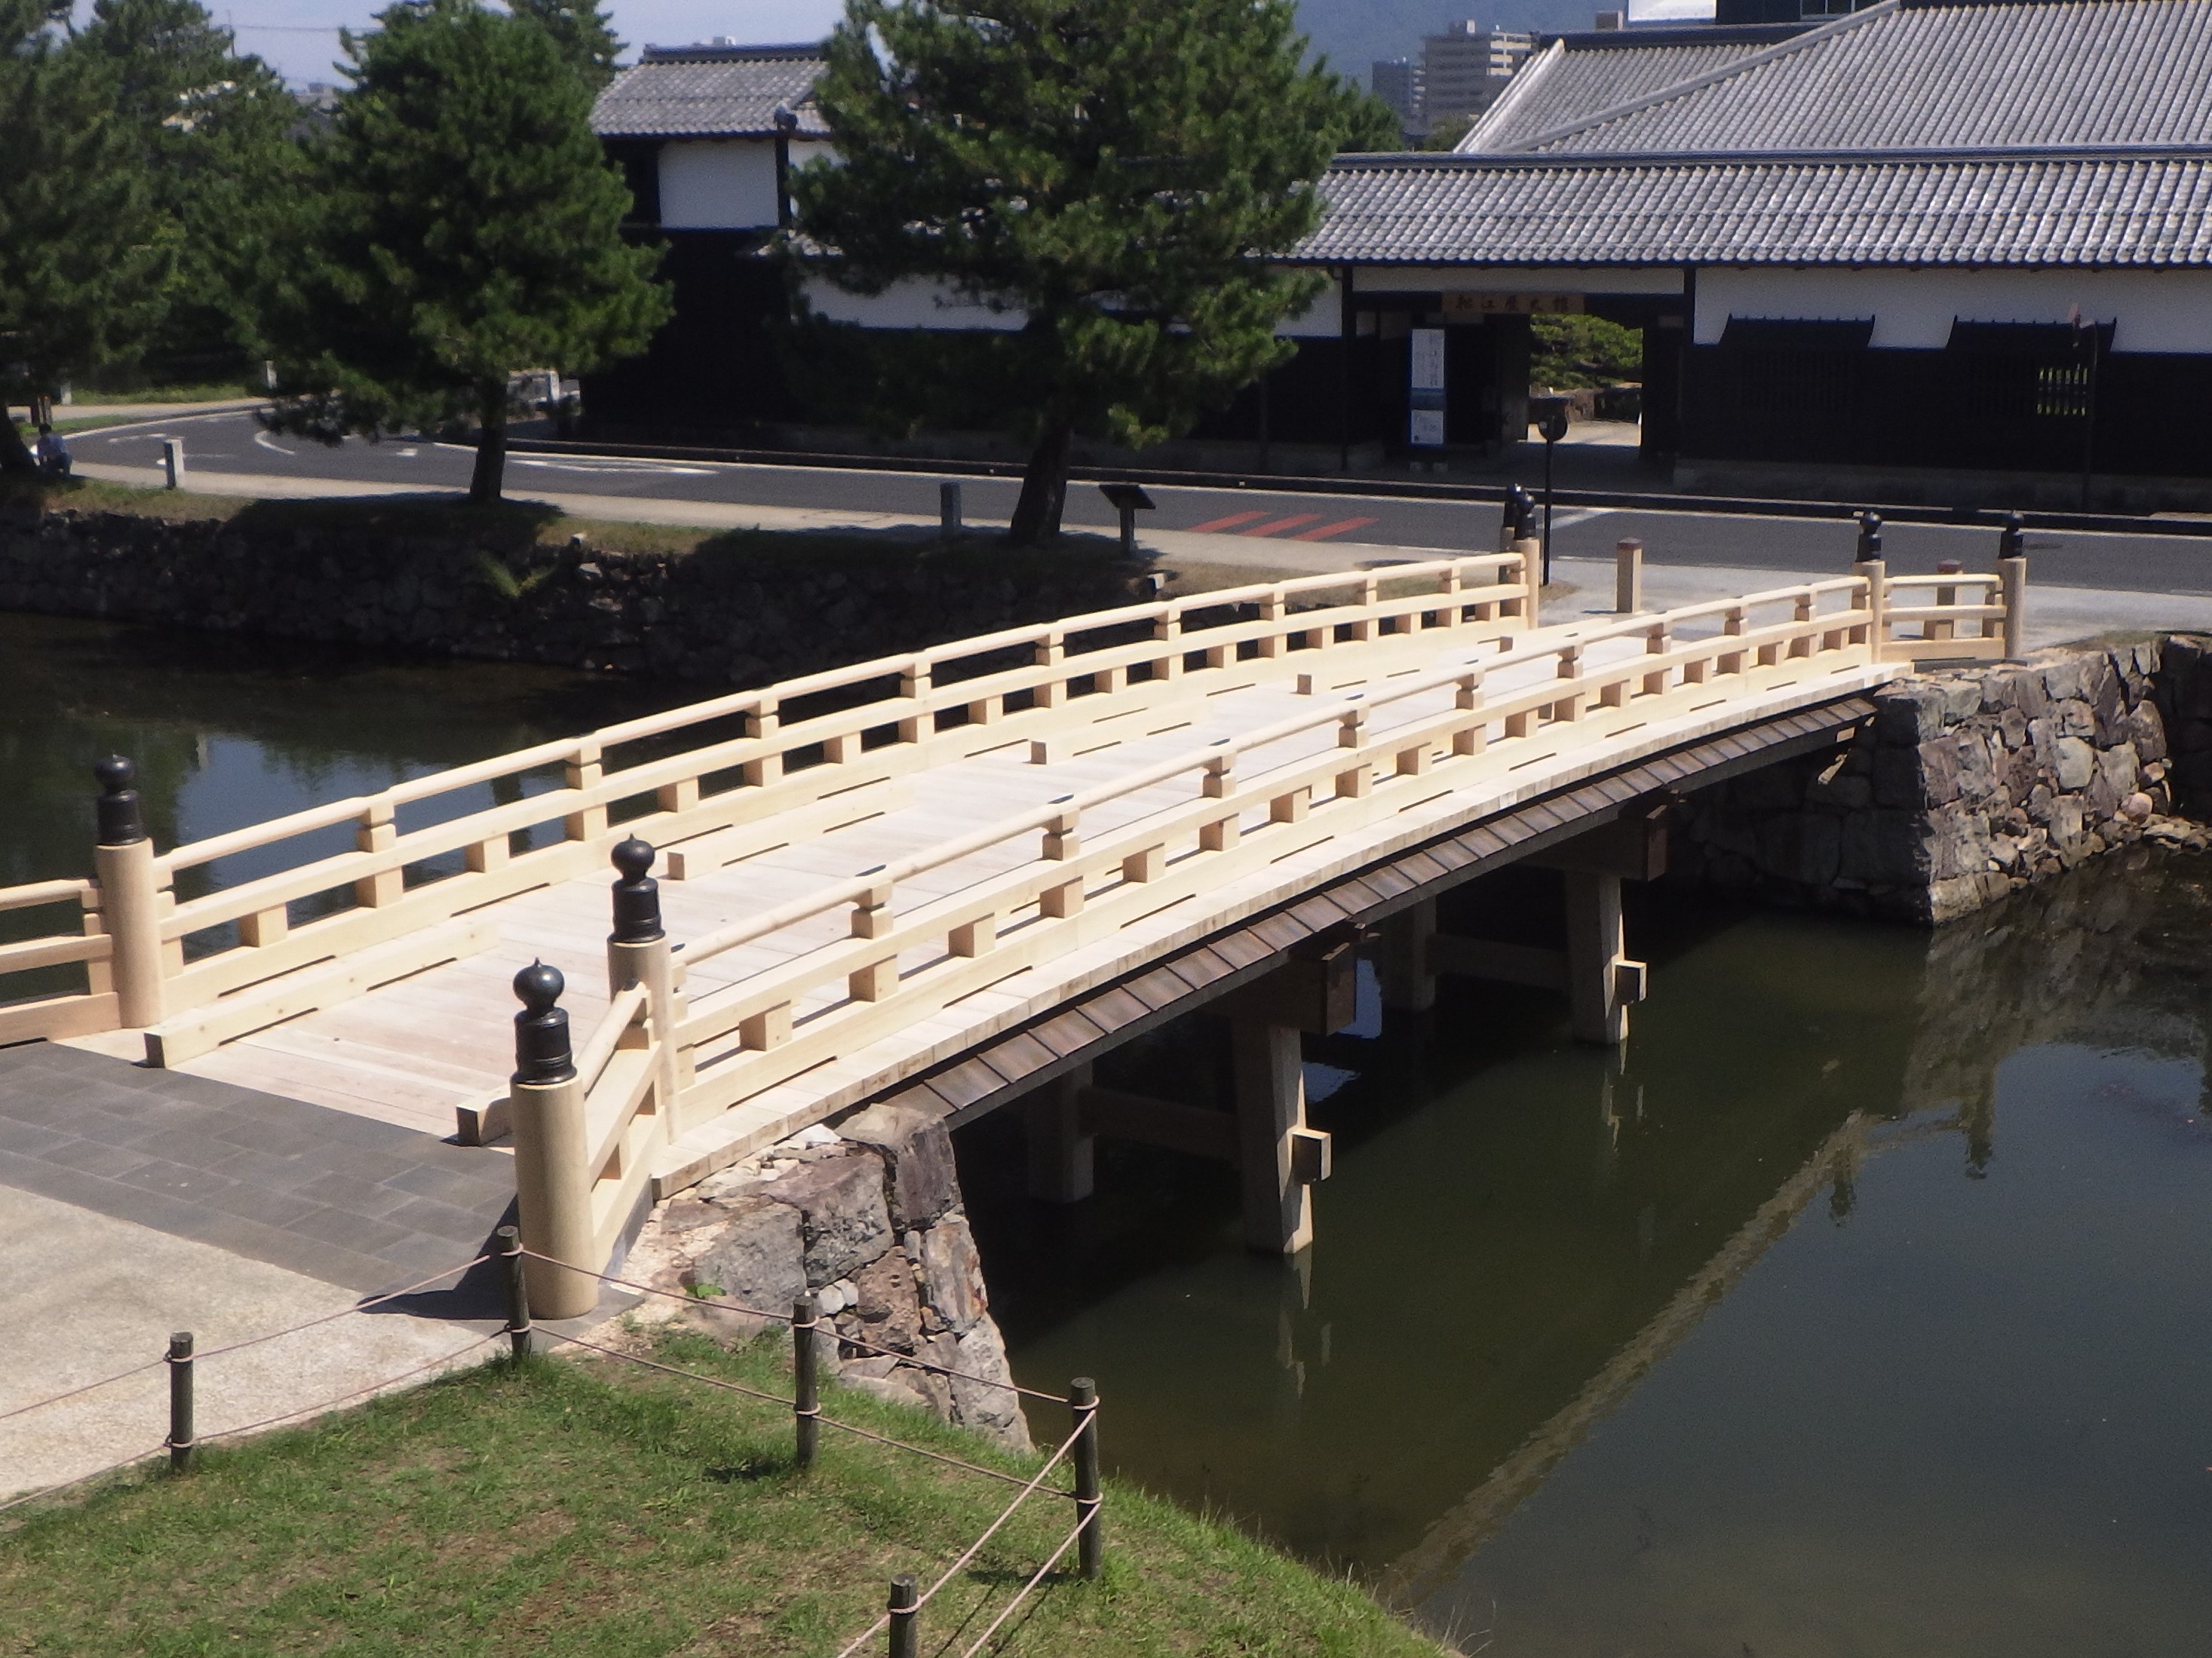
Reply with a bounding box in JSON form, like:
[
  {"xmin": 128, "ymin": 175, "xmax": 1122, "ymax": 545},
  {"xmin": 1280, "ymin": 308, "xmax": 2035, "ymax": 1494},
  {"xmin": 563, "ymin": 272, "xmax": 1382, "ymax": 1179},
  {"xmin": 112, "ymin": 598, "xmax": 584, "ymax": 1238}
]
[
  {"xmin": 355, "ymin": 794, "xmax": 404, "ymax": 906},
  {"xmin": 744, "ymin": 700, "xmax": 782, "ymax": 787},
  {"xmin": 1256, "ymin": 590, "xmax": 1287, "ymax": 657},
  {"xmin": 1453, "ymin": 670, "xmax": 1489, "ymax": 755},
  {"xmin": 1151, "ymin": 609, "xmax": 1183, "ymax": 682},
  {"xmin": 1033, "ymin": 631, "xmax": 1066, "ymax": 706},
  {"xmin": 1201, "ymin": 751, "xmax": 1239, "ymax": 850},
  {"xmin": 1719, "ymin": 606, "xmax": 1747, "ymax": 676},
  {"xmin": 238, "ymin": 903, "xmax": 288, "ymax": 949},
  {"xmin": 1790, "ymin": 590, "xmax": 1817, "ymax": 658},
  {"xmin": 899, "ymin": 659, "xmax": 931, "ymax": 743},
  {"xmin": 563, "ymin": 741, "xmax": 607, "ymax": 842},
  {"xmin": 1931, "ymin": 559, "xmax": 1962, "ymax": 642},
  {"xmin": 1335, "ymin": 704, "xmax": 1370, "ymax": 798},
  {"xmin": 1347, "ymin": 577, "xmax": 1379, "ymax": 643},
  {"xmin": 949, "ymin": 909, "xmax": 998, "ymax": 957},
  {"xmin": 848, "ymin": 873, "xmax": 897, "ymax": 1001},
  {"xmin": 1643, "ymin": 624, "xmax": 1671, "ymax": 697},
  {"xmin": 1433, "ymin": 564, "xmax": 1462, "ymax": 632},
  {"xmin": 1271, "ymin": 786, "xmax": 1310, "ymax": 824},
  {"xmin": 1554, "ymin": 645, "xmax": 1584, "ymax": 722},
  {"xmin": 1040, "ymin": 802, "xmax": 1084, "ymax": 917},
  {"xmin": 740, "ymin": 1002, "xmax": 792, "ymax": 1052}
]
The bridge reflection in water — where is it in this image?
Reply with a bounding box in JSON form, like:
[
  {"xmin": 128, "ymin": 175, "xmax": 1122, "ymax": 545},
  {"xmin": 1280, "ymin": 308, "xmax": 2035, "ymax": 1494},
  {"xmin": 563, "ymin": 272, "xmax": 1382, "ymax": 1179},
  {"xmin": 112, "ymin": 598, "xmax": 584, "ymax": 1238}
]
[{"xmin": 968, "ymin": 850, "xmax": 2212, "ymax": 1655}]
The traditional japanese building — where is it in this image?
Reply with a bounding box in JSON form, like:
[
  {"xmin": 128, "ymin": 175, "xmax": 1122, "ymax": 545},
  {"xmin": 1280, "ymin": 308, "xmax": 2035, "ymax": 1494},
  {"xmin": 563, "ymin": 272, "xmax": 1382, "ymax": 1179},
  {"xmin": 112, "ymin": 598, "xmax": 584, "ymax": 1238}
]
[
  {"xmin": 1296, "ymin": 0, "xmax": 2212, "ymax": 506},
  {"xmin": 586, "ymin": 2, "xmax": 2212, "ymax": 509}
]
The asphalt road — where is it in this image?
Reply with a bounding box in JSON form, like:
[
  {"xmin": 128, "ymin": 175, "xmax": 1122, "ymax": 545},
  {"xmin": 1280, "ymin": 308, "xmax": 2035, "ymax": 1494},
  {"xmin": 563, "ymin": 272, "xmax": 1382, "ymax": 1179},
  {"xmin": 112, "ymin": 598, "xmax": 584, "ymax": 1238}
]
[{"xmin": 69, "ymin": 409, "xmax": 2212, "ymax": 596}]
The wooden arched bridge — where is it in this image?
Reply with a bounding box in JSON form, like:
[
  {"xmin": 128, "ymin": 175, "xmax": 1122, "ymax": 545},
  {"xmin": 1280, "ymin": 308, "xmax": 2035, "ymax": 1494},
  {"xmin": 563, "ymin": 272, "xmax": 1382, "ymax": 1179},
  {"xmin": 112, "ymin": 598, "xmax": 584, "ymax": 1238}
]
[{"xmin": 0, "ymin": 538, "xmax": 2024, "ymax": 1315}]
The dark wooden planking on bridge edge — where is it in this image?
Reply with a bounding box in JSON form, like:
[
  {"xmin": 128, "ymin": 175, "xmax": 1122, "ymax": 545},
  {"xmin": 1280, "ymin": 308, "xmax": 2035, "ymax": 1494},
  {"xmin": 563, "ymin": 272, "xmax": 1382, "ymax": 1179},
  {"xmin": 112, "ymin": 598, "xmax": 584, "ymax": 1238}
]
[{"xmin": 860, "ymin": 695, "xmax": 1875, "ymax": 1132}]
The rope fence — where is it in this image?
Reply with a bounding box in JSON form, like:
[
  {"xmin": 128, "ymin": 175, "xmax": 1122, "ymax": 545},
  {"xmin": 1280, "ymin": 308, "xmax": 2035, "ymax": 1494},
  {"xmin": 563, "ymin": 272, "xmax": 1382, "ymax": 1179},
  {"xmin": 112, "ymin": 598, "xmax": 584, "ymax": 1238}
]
[{"xmin": 3, "ymin": 1227, "xmax": 1109, "ymax": 1653}]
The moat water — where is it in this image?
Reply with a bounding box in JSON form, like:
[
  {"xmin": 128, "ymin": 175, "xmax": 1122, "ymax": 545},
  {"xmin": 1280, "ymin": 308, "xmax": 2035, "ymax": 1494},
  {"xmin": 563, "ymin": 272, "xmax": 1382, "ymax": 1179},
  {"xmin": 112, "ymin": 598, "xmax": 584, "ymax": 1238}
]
[{"xmin": 6, "ymin": 612, "xmax": 2210, "ymax": 1654}]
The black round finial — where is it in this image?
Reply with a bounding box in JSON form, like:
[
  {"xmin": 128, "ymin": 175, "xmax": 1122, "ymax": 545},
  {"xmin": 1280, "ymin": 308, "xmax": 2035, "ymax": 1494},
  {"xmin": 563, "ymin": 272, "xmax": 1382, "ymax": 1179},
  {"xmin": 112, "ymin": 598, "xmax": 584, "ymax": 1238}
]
[
  {"xmin": 511, "ymin": 960, "xmax": 575, "ymax": 1086},
  {"xmin": 609, "ymin": 837, "xmax": 663, "ymax": 945},
  {"xmin": 1855, "ymin": 510, "xmax": 1882, "ymax": 562},
  {"xmin": 612, "ymin": 837, "xmax": 654, "ymax": 883},
  {"xmin": 2000, "ymin": 510, "xmax": 2026, "ymax": 561},
  {"xmin": 773, "ymin": 101, "xmax": 798, "ymax": 133},
  {"xmin": 94, "ymin": 754, "xmax": 146, "ymax": 847},
  {"xmin": 514, "ymin": 959, "xmax": 564, "ymax": 1012}
]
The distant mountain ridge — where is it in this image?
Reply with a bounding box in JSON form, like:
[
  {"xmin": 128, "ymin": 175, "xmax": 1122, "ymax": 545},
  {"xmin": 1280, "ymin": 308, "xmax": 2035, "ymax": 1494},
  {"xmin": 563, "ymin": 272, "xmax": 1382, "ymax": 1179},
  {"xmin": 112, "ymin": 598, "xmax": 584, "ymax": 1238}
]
[{"xmin": 1297, "ymin": 0, "xmax": 1634, "ymax": 75}]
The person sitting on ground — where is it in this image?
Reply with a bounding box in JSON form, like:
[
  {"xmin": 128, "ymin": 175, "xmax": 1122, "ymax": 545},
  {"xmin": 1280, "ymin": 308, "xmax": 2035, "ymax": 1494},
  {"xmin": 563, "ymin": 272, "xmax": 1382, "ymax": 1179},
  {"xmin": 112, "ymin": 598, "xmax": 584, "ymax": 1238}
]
[{"xmin": 33, "ymin": 422, "xmax": 70, "ymax": 481}]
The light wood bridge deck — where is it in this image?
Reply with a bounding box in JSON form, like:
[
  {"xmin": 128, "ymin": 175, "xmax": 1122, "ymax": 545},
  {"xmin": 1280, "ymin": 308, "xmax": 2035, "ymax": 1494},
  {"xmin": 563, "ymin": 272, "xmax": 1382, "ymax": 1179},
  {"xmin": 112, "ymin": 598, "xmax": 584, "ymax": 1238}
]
[{"xmin": 2, "ymin": 541, "xmax": 2024, "ymax": 1313}]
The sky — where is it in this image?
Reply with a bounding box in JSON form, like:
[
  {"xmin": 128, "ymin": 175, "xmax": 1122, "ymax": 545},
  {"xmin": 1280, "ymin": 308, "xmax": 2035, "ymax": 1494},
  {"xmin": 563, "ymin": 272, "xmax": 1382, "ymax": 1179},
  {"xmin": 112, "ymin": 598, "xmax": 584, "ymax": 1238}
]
[
  {"xmin": 219, "ymin": 0, "xmax": 1717, "ymax": 87},
  {"xmin": 220, "ymin": 1, "xmax": 845, "ymax": 84}
]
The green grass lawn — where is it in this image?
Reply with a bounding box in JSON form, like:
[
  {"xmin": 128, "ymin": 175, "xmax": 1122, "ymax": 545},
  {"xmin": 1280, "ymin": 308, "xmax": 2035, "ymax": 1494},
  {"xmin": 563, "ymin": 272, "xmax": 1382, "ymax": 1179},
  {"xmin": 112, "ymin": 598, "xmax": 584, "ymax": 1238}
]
[{"xmin": 0, "ymin": 1331, "xmax": 1443, "ymax": 1657}]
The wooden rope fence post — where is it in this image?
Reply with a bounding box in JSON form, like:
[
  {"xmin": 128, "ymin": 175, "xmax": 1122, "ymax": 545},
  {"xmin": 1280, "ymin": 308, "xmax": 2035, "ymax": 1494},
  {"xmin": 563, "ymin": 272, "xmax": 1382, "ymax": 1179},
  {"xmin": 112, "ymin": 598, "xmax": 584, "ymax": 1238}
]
[
  {"xmin": 92, "ymin": 757, "xmax": 167, "ymax": 1028},
  {"xmin": 167, "ymin": 1332, "xmax": 195, "ymax": 1472},
  {"xmin": 1070, "ymin": 1376, "xmax": 1103, "ymax": 1580},
  {"xmin": 793, "ymin": 1294, "xmax": 821, "ymax": 1470},
  {"xmin": 496, "ymin": 1224, "xmax": 532, "ymax": 1358},
  {"xmin": 887, "ymin": 1574, "xmax": 919, "ymax": 1658}
]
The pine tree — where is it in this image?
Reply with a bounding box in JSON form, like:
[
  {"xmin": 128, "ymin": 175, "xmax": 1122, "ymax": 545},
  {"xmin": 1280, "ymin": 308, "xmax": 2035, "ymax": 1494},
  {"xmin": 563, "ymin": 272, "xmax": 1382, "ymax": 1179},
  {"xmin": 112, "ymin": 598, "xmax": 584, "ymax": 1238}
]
[
  {"xmin": 0, "ymin": 0, "xmax": 170, "ymax": 473},
  {"xmin": 77, "ymin": 0, "xmax": 304, "ymax": 376},
  {"xmin": 265, "ymin": 0, "xmax": 669, "ymax": 504},
  {"xmin": 508, "ymin": 0, "xmax": 623, "ymax": 88},
  {"xmin": 796, "ymin": 0, "xmax": 1378, "ymax": 542}
]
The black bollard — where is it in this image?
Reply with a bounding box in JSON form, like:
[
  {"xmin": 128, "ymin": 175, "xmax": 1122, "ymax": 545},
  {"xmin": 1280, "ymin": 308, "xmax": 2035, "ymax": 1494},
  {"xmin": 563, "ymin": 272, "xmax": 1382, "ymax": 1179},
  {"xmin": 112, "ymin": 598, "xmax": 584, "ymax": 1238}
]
[{"xmin": 167, "ymin": 1332, "xmax": 195, "ymax": 1472}]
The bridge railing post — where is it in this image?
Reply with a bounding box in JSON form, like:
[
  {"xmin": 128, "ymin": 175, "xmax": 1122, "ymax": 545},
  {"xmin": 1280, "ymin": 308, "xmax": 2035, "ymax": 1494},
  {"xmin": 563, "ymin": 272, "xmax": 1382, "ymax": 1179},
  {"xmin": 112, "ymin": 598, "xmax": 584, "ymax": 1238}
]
[
  {"xmin": 1999, "ymin": 513, "xmax": 2028, "ymax": 661},
  {"xmin": 1853, "ymin": 510, "xmax": 1887, "ymax": 660},
  {"xmin": 91, "ymin": 758, "xmax": 169, "ymax": 1029},
  {"xmin": 606, "ymin": 837, "xmax": 686, "ymax": 1132},
  {"xmin": 508, "ymin": 961, "xmax": 597, "ymax": 1319}
]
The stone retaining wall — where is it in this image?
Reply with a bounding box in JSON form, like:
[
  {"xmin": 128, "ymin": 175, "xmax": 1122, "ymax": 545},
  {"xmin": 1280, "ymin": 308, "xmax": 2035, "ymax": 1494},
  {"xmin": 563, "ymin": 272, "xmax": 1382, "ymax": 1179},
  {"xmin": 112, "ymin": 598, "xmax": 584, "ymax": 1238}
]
[
  {"xmin": 1672, "ymin": 637, "xmax": 2212, "ymax": 924},
  {"xmin": 0, "ymin": 504, "xmax": 1140, "ymax": 686},
  {"xmin": 621, "ymin": 1105, "xmax": 1031, "ymax": 1451}
]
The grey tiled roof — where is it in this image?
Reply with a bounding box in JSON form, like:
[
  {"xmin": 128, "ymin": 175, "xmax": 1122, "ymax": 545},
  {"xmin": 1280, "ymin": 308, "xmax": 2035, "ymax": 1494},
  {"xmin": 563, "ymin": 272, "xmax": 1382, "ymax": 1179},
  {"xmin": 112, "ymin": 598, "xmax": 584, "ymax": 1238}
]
[
  {"xmin": 1465, "ymin": 27, "xmax": 1806, "ymax": 153},
  {"xmin": 1299, "ymin": 149, "xmax": 2212, "ymax": 268},
  {"xmin": 591, "ymin": 44, "xmax": 828, "ymax": 139},
  {"xmin": 1478, "ymin": 0, "xmax": 2212, "ymax": 157}
]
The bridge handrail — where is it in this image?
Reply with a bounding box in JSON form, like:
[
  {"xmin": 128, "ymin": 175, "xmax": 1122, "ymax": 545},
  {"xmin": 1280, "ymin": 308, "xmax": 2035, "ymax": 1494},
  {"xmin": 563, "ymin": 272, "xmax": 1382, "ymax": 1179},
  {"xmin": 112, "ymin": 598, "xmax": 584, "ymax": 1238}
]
[
  {"xmin": 670, "ymin": 574, "xmax": 1888, "ymax": 1005},
  {"xmin": 659, "ymin": 574, "xmax": 1918, "ymax": 1129},
  {"xmin": 152, "ymin": 551, "xmax": 1524, "ymax": 885}
]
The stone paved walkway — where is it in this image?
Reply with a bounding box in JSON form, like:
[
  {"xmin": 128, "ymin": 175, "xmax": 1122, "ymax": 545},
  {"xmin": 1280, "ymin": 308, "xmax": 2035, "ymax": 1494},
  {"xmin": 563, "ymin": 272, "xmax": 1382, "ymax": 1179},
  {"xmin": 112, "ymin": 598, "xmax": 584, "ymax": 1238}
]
[
  {"xmin": 0, "ymin": 1043, "xmax": 516, "ymax": 1295},
  {"xmin": 0, "ymin": 1041, "xmax": 624, "ymax": 1501}
]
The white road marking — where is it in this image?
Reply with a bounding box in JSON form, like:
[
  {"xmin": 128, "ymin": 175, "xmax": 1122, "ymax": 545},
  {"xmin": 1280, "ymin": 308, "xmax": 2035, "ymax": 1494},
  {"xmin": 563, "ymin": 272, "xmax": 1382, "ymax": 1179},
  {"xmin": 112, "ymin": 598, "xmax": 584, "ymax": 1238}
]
[
  {"xmin": 253, "ymin": 430, "xmax": 294, "ymax": 456},
  {"xmin": 508, "ymin": 456, "xmax": 714, "ymax": 477}
]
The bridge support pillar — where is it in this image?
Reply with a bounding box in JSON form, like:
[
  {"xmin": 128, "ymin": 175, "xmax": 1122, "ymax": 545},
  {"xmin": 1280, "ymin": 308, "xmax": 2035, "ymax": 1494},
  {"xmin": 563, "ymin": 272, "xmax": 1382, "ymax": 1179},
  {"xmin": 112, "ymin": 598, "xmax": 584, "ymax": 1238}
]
[
  {"xmin": 1565, "ymin": 871, "xmax": 1637, "ymax": 1047},
  {"xmin": 1026, "ymin": 1062, "xmax": 1095, "ymax": 1203},
  {"xmin": 1375, "ymin": 899, "xmax": 1437, "ymax": 1015},
  {"xmin": 1232, "ymin": 1019, "xmax": 1318, "ymax": 1255}
]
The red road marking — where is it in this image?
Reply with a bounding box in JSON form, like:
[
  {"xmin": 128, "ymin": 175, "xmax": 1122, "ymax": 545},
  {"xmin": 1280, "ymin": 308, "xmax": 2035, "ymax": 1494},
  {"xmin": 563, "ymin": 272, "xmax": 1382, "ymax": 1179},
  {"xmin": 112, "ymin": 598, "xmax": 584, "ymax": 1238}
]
[
  {"xmin": 1290, "ymin": 516, "xmax": 1379, "ymax": 541},
  {"xmin": 1240, "ymin": 513, "xmax": 1324, "ymax": 537},
  {"xmin": 1189, "ymin": 509, "xmax": 1270, "ymax": 532}
]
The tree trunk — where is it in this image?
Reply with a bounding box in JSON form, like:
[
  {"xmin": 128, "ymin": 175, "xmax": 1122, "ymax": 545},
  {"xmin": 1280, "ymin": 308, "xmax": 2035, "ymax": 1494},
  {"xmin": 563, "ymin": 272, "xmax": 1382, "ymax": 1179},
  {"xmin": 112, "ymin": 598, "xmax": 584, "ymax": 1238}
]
[
  {"xmin": 0, "ymin": 412, "xmax": 39, "ymax": 477},
  {"xmin": 470, "ymin": 387, "xmax": 508, "ymax": 505},
  {"xmin": 1007, "ymin": 419, "xmax": 1074, "ymax": 545}
]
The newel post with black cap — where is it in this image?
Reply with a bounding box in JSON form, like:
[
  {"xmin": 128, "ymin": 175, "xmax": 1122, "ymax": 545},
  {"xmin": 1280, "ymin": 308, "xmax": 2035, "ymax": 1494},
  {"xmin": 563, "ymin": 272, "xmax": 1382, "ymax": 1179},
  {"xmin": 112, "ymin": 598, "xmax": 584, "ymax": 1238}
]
[
  {"xmin": 508, "ymin": 961, "xmax": 597, "ymax": 1319},
  {"xmin": 1999, "ymin": 512, "xmax": 2029, "ymax": 661},
  {"xmin": 92, "ymin": 756, "xmax": 169, "ymax": 1028},
  {"xmin": 1501, "ymin": 485, "xmax": 1542, "ymax": 629},
  {"xmin": 606, "ymin": 837, "xmax": 688, "ymax": 1119},
  {"xmin": 1852, "ymin": 510, "xmax": 1888, "ymax": 659}
]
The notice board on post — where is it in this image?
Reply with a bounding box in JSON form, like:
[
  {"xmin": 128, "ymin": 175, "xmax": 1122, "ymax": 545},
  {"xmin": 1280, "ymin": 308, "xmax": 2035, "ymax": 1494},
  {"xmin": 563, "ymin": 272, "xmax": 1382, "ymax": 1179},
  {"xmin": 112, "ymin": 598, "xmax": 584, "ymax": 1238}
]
[{"xmin": 1410, "ymin": 326, "xmax": 1446, "ymax": 447}]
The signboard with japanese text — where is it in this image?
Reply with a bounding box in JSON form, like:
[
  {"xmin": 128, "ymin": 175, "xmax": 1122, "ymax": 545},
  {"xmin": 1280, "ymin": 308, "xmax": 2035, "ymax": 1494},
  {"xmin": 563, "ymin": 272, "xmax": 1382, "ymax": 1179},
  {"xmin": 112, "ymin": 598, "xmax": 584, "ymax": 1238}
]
[
  {"xmin": 1442, "ymin": 292, "xmax": 1586, "ymax": 317},
  {"xmin": 1409, "ymin": 327, "xmax": 1446, "ymax": 447}
]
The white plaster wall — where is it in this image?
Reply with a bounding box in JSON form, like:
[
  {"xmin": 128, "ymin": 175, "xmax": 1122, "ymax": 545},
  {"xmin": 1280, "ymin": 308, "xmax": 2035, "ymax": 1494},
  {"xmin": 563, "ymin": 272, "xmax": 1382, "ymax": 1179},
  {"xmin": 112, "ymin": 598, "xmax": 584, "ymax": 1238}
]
[
  {"xmin": 1278, "ymin": 278, "xmax": 1343, "ymax": 338},
  {"xmin": 1352, "ymin": 265, "xmax": 1686, "ymax": 296},
  {"xmin": 1695, "ymin": 266, "xmax": 2212, "ymax": 354},
  {"xmin": 658, "ymin": 139, "xmax": 781, "ymax": 230},
  {"xmin": 802, "ymin": 277, "xmax": 1029, "ymax": 331}
]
